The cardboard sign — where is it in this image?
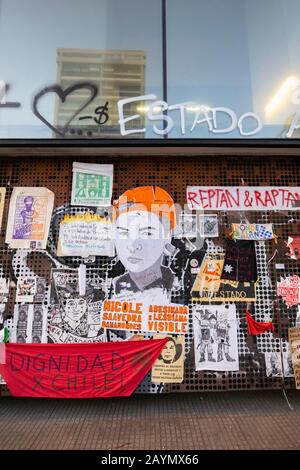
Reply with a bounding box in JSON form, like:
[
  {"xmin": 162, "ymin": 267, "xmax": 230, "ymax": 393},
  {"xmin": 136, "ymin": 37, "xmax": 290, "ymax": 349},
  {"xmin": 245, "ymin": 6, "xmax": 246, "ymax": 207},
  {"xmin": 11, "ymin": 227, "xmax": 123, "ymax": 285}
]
[
  {"xmin": 288, "ymin": 327, "xmax": 300, "ymax": 389},
  {"xmin": 187, "ymin": 186, "xmax": 300, "ymax": 211}
]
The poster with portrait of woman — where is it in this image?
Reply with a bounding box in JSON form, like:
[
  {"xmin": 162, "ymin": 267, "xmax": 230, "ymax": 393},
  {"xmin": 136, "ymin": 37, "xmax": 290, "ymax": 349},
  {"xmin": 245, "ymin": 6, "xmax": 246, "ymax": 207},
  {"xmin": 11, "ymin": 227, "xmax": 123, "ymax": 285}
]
[
  {"xmin": 48, "ymin": 269, "xmax": 106, "ymax": 343},
  {"xmin": 100, "ymin": 186, "xmax": 188, "ymax": 335},
  {"xmin": 151, "ymin": 334, "xmax": 184, "ymax": 383}
]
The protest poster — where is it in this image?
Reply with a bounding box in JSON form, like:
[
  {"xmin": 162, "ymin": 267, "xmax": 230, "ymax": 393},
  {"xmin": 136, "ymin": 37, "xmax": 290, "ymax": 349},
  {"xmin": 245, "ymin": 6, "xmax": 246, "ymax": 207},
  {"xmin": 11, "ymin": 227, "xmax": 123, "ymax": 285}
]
[
  {"xmin": 191, "ymin": 253, "xmax": 256, "ymax": 302},
  {"xmin": 231, "ymin": 223, "xmax": 275, "ymax": 241},
  {"xmin": 71, "ymin": 162, "xmax": 113, "ymax": 207},
  {"xmin": 5, "ymin": 187, "xmax": 54, "ymax": 249},
  {"xmin": 187, "ymin": 186, "xmax": 300, "ymax": 211},
  {"xmin": 100, "ymin": 299, "xmax": 188, "ymax": 334},
  {"xmin": 0, "ymin": 188, "xmax": 6, "ymax": 229},
  {"xmin": 193, "ymin": 304, "xmax": 239, "ymax": 371},
  {"xmin": 277, "ymin": 275, "xmax": 300, "ymax": 308},
  {"xmin": 0, "ymin": 338, "xmax": 168, "ymax": 398},
  {"xmin": 16, "ymin": 277, "xmax": 36, "ymax": 303},
  {"xmin": 151, "ymin": 334, "xmax": 184, "ymax": 383},
  {"xmin": 264, "ymin": 352, "xmax": 283, "ymax": 377},
  {"xmin": 48, "ymin": 269, "xmax": 106, "ymax": 343},
  {"xmin": 57, "ymin": 212, "xmax": 114, "ymax": 257}
]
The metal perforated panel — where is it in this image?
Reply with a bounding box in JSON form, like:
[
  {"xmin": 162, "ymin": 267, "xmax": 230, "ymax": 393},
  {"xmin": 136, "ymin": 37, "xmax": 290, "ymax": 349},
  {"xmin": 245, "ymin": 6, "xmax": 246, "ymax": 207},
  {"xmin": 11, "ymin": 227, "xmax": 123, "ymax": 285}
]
[{"xmin": 0, "ymin": 154, "xmax": 299, "ymax": 395}]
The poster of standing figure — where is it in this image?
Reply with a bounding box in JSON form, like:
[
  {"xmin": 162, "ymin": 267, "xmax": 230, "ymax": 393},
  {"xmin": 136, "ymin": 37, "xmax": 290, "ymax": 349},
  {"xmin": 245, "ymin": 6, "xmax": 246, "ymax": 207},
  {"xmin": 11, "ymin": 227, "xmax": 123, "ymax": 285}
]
[
  {"xmin": 5, "ymin": 187, "xmax": 54, "ymax": 249},
  {"xmin": 48, "ymin": 269, "xmax": 107, "ymax": 343},
  {"xmin": 193, "ymin": 304, "xmax": 239, "ymax": 371}
]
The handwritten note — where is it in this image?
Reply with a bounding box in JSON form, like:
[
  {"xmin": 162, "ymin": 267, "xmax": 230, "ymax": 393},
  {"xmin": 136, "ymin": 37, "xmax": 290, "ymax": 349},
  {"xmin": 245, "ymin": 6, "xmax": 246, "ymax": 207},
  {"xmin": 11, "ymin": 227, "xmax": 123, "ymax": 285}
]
[{"xmin": 58, "ymin": 213, "xmax": 115, "ymax": 257}]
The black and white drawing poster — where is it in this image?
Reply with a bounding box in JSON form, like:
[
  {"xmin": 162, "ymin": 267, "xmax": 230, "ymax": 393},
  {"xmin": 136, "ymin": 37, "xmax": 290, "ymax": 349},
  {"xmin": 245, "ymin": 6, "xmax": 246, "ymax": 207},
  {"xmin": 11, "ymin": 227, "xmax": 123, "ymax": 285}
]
[
  {"xmin": 193, "ymin": 304, "xmax": 239, "ymax": 371},
  {"xmin": 265, "ymin": 352, "xmax": 283, "ymax": 377},
  {"xmin": 199, "ymin": 214, "xmax": 219, "ymax": 238},
  {"xmin": 283, "ymin": 349, "xmax": 294, "ymax": 377},
  {"xmin": 48, "ymin": 269, "xmax": 106, "ymax": 343},
  {"xmin": 178, "ymin": 214, "xmax": 197, "ymax": 239}
]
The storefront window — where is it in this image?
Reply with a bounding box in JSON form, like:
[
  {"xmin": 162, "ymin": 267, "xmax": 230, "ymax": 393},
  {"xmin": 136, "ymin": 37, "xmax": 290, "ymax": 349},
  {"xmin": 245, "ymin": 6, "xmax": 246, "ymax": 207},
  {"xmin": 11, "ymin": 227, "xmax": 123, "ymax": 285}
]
[
  {"xmin": 167, "ymin": 0, "xmax": 300, "ymax": 139},
  {"xmin": 0, "ymin": 0, "xmax": 163, "ymax": 138}
]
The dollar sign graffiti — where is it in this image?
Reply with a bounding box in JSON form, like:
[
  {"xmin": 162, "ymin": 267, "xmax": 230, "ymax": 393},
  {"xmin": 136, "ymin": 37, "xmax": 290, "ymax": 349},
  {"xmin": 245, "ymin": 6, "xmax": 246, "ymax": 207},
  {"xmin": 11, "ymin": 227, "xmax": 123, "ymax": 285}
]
[{"xmin": 93, "ymin": 101, "xmax": 109, "ymax": 125}]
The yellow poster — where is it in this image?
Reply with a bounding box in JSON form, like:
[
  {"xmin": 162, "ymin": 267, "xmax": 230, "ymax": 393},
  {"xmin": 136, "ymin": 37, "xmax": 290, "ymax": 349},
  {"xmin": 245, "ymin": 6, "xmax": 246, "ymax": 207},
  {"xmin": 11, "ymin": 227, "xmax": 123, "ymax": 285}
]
[
  {"xmin": 151, "ymin": 334, "xmax": 184, "ymax": 383},
  {"xmin": 0, "ymin": 188, "xmax": 6, "ymax": 229},
  {"xmin": 192, "ymin": 253, "xmax": 256, "ymax": 302}
]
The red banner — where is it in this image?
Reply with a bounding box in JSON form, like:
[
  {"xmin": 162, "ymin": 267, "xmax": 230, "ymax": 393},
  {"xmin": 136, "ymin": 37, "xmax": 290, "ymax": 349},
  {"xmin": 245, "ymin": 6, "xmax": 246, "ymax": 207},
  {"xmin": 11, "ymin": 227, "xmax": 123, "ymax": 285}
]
[{"xmin": 0, "ymin": 339, "xmax": 168, "ymax": 398}]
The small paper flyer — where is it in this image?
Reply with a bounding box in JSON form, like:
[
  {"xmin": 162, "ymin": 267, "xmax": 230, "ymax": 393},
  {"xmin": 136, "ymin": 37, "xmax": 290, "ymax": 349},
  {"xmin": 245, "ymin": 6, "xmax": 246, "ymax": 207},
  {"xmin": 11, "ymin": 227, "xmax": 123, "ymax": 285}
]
[
  {"xmin": 71, "ymin": 162, "xmax": 113, "ymax": 207},
  {"xmin": 5, "ymin": 187, "xmax": 54, "ymax": 249}
]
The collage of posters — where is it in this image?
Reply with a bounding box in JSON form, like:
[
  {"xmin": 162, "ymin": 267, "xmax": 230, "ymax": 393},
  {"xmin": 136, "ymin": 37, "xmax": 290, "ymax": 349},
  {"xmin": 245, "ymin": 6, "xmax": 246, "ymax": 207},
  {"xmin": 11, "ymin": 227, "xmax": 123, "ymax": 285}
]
[{"xmin": 0, "ymin": 171, "xmax": 299, "ymax": 392}]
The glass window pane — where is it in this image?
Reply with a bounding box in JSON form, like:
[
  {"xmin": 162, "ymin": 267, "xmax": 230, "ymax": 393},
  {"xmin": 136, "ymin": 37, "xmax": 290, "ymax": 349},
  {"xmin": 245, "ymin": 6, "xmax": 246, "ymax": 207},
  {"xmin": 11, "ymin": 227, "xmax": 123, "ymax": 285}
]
[
  {"xmin": 0, "ymin": 0, "xmax": 162, "ymax": 138},
  {"xmin": 167, "ymin": 0, "xmax": 300, "ymax": 139}
]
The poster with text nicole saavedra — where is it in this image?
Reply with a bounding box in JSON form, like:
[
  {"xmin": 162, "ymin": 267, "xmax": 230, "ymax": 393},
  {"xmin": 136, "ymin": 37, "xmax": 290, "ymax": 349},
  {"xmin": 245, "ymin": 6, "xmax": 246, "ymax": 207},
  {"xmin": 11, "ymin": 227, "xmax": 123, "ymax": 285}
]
[{"xmin": 100, "ymin": 186, "xmax": 188, "ymax": 335}]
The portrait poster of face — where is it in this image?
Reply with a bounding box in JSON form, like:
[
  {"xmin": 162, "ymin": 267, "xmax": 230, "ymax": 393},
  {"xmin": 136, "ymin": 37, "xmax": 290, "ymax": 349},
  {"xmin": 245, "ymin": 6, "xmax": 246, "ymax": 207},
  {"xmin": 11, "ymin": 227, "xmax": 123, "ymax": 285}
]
[
  {"xmin": 71, "ymin": 162, "xmax": 113, "ymax": 207},
  {"xmin": 282, "ymin": 349, "xmax": 294, "ymax": 377},
  {"xmin": 0, "ymin": 187, "xmax": 6, "ymax": 229},
  {"xmin": 48, "ymin": 269, "xmax": 106, "ymax": 343},
  {"xmin": 199, "ymin": 214, "xmax": 219, "ymax": 238},
  {"xmin": 57, "ymin": 212, "xmax": 115, "ymax": 257},
  {"xmin": 151, "ymin": 334, "xmax": 184, "ymax": 383},
  {"xmin": 34, "ymin": 277, "xmax": 47, "ymax": 304},
  {"xmin": 16, "ymin": 277, "xmax": 36, "ymax": 303},
  {"xmin": 193, "ymin": 304, "xmax": 239, "ymax": 371},
  {"xmin": 11, "ymin": 304, "xmax": 32, "ymax": 343},
  {"xmin": 264, "ymin": 352, "xmax": 283, "ymax": 377},
  {"xmin": 5, "ymin": 187, "xmax": 54, "ymax": 249},
  {"xmin": 191, "ymin": 252, "xmax": 256, "ymax": 302},
  {"xmin": 31, "ymin": 305, "xmax": 48, "ymax": 343},
  {"xmin": 178, "ymin": 213, "xmax": 197, "ymax": 238},
  {"xmin": 100, "ymin": 186, "xmax": 188, "ymax": 334}
]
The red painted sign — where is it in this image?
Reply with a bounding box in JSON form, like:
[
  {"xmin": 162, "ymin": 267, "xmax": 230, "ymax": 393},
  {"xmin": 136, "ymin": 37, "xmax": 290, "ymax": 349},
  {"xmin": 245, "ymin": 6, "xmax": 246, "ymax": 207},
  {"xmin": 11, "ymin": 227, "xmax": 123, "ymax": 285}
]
[
  {"xmin": 0, "ymin": 339, "xmax": 167, "ymax": 398},
  {"xmin": 187, "ymin": 187, "xmax": 300, "ymax": 211}
]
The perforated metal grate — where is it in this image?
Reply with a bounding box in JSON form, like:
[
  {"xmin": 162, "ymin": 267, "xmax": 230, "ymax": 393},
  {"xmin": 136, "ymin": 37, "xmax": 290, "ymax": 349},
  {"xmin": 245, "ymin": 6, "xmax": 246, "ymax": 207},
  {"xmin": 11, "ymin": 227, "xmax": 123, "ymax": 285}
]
[{"xmin": 0, "ymin": 154, "xmax": 299, "ymax": 395}]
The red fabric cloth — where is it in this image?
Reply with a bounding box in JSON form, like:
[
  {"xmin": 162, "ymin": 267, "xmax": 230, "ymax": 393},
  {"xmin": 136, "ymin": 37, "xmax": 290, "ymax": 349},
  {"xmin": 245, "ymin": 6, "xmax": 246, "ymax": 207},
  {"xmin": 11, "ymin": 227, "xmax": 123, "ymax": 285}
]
[
  {"xmin": 246, "ymin": 310, "xmax": 274, "ymax": 336},
  {"xmin": 0, "ymin": 339, "xmax": 168, "ymax": 398}
]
